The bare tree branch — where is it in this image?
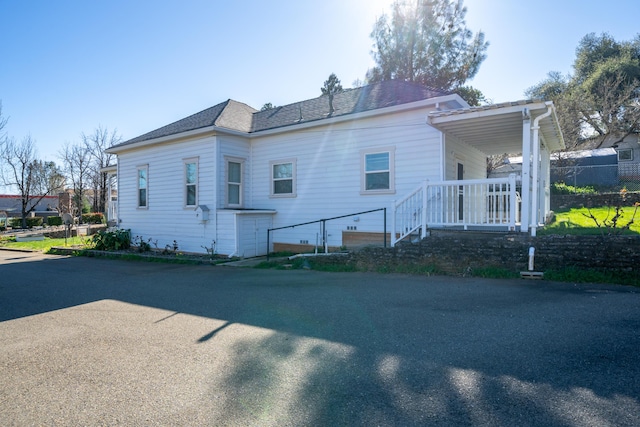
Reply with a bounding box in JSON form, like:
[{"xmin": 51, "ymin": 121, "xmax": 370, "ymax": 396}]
[
  {"xmin": 0, "ymin": 135, "xmax": 65, "ymax": 227},
  {"xmin": 60, "ymin": 142, "xmax": 92, "ymax": 220},
  {"xmin": 82, "ymin": 126, "xmax": 121, "ymax": 213}
]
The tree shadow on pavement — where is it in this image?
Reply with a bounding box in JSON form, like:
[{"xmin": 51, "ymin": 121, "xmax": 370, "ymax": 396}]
[{"xmin": 2, "ymin": 255, "xmax": 640, "ymax": 425}]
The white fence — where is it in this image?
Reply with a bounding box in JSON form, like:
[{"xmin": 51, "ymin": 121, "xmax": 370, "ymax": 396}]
[{"xmin": 392, "ymin": 175, "xmax": 519, "ymax": 246}]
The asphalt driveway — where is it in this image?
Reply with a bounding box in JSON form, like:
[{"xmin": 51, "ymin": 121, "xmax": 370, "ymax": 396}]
[{"xmin": 1, "ymin": 251, "xmax": 639, "ymax": 426}]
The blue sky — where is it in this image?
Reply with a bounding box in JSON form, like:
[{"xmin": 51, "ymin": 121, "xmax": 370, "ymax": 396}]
[{"xmin": 1, "ymin": 0, "xmax": 638, "ymax": 164}]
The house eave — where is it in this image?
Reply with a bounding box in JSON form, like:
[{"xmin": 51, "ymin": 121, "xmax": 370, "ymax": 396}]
[
  {"xmin": 427, "ymin": 100, "xmax": 565, "ymax": 155},
  {"xmin": 100, "ymin": 164, "xmax": 117, "ymax": 173},
  {"xmin": 105, "ymin": 125, "xmax": 251, "ymax": 154}
]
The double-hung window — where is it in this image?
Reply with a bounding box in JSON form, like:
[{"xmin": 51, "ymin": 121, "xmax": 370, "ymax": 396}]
[
  {"xmin": 137, "ymin": 165, "xmax": 148, "ymax": 208},
  {"xmin": 184, "ymin": 158, "xmax": 198, "ymax": 207},
  {"xmin": 226, "ymin": 158, "xmax": 243, "ymax": 207},
  {"xmin": 270, "ymin": 159, "xmax": 296, "ymax": 197},
  {"xmin": 361, "ymin": 148, "xmax": 395, "ymax": 194},
  {"xmin": 618, "ymin": 149, "xmax": 633, "ymax": 161}
]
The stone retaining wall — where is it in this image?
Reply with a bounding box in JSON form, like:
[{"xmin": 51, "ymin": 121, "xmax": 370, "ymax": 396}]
[{"xmin": 312, "ymin": 230, "xmax": 640, "ymax": 276}]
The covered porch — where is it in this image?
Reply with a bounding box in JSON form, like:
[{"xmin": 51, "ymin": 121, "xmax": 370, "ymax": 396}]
[
  {"xmin": 392, "ymin": 100, "xmax": 564, "ymax": 245},
  {"xmin": 101, "ymin": 165, "xmax": 118, "ymax": 226}
]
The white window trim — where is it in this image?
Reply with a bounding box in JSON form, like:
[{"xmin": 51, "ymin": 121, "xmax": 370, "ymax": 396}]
[
  {"xmin": 270, "ymin": 158, "xmax": 297, "ymax": 198},
  {"xmin": 618, "ymin": 148, "xmax": 633, "ymax": 162},
  {"xmin": 360, "ymin": 147, "xmax": 395, "ymax": 195},
  {"xmin": 137, "ymin": 164, "xmax": 148, "ymax": 209},
  {"xmin": 225, "ymin": 156, "xmax": 244, "ymax": 208},
  {"xmin": 184, "ymin": 157, "xmax": 199, "ymax": 208}
]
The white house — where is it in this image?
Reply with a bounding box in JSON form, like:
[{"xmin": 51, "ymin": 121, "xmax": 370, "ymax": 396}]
[{"xmin": 105, "ymin": 80, "xmax": 564, "ymax": 256}]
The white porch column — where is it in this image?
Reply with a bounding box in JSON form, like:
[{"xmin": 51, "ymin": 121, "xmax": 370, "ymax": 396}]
[
  {"xmin": 421, "ymin": 179, "xmax": 428, "ymax": 238},
  {"xmin": 531, "ymin": 127, "xmax": 540, "ymax": 235},
  {"xmin": 520, "ymin": 110, "xmax": 532, "ymax": 233},
  {"xmin": 108, "ymin": 171, "xmax": 118, "ymax": 224},
  {"xmin": 530, "ymin": 104, "xmax": 554, "ymax": 236}
]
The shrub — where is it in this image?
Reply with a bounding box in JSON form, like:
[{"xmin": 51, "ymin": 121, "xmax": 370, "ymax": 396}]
[
  {"xmin": 551, "ymin": 182, "xmax": 597, "ymax": 195},
  {"xmin": 583, "ymin": 188, "xmax": 640, "ymax": 235},
  {"xmin": 47, "ymin": 216, "xmax": 63, "ymax": 226},
  {"xmin": 92, "ymin": 228, "xmax": 131, "ymax": 251},
  {"xmin": 10, "ymin": 217, "xmax": 44, "ymax": 228},
  {"xmin": 132, "ymin": 235, "xmax": 152, "ymax": 252},
  {"xmin": 81, "ymin": 213, "xmax": 105, "ymax": 224}
]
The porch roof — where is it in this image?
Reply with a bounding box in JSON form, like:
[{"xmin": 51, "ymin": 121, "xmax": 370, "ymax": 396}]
[{"xmin": 427, "ymin": 99, "xmax": 565, "ymax": 155}]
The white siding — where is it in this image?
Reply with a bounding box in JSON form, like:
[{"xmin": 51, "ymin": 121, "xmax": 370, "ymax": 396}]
[
  {"xmin": 216, "ymin": 210, "xmax": 237, "ymax": 255},
  {"xmin": 249, "ymin": 109, "xmax": 442, "ymax": 247},
  {"xmin": 117, "ymin": 137, "xmax": 218, "ymax": 253},
  {"xmin": 444, "ymin": 134, "xmax": 487, "ymax": 181},
  {"xmin": 217, "ymin": 136, "xmax": 251, "ymax": 209},
  {"xmin": 114, "ymin": 103, "xmax": 495, "ymax": 253}
]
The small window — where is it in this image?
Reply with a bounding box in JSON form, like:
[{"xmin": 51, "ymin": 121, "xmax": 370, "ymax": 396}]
[
  {"xmin": 618, "ymin": 149, "xmax": 633, "ymax": 161},
  {"xmin": 270, "ymin": 159, "xmax": 296, "ymax": 197},
  {"xmin": 361, "ymin": 148, "xmax": 395, "ymax": 194},
  {"xmin": 227, "ymin": 159, "xmax": 243, "ymax": 207},
  {"xmin": 137, "ymin": 165, "xmax": 148, "ymax": 208},
  {"xmin": 184, "ymin": 159, "xmax": 198, "ymax": 207}
]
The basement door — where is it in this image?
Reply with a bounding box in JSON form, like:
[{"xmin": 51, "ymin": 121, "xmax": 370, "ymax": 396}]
[{"xmin": 238, "ymin": 215, "xmax": 272, "ymax": 258}]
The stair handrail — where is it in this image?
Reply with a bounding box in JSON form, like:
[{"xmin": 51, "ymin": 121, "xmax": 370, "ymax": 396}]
[
  {"xmin": 266, "ymin": 207, "xmax": 387, "ymax": 259},
  {"xmin": 392, "ymin": 180, "xmax": 428, "ymax": 247}
]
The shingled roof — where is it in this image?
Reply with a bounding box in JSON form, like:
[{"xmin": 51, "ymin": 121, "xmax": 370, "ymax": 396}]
[
  {"xmin": 118, "ymin": 99, "xmax": 257, "ymax": 146},
  {"xmin": 110, "ymin": 80, "xmax": 448, "ymax": 150},
  {"xmin": 252, "ymin": 80, "xmax": 447, "ymax": 132}
]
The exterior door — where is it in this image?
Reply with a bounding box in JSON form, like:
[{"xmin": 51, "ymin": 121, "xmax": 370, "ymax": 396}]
[{"xmin": 239, "ymin": 215, "xmax": 272, "ymax": 258}]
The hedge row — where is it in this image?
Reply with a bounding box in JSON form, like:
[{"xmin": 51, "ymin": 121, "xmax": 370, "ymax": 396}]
[
  {"xmin": 6, "ymin": 213, "xmax": 105, "ymax": 228},
  {"xmin": 9, "ymin": 217, "xmax": 44, "ymax": 228},
  {"xmin": 81, "ymin": 213, "xmax": 105, "ymax": 224},
  {"xmin": 47, "ymin": 216, "xmax": 63, "ymax": 226}
]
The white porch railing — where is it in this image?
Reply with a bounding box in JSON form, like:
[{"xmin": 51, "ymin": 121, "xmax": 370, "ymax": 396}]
[
  {"xmin": 106, "ymin": 172, "xmax": 118, "ymax": 224},
  {"xmin": 108, "ymin": 197, "xmax": 118, "ymax": 223},
  {"xmin": 391, "ymin": 174, "xmax": 519, "ymax": 246}
]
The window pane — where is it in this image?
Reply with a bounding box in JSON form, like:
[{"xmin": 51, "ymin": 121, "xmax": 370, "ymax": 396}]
[
  {"xmin": 366, "ymin": 172, "xmax": 389, "ymax": 190},
  {"xmin": 365, "ymin": 153, "xmax": 389, "ymax": 172},
  {"xmin": 138, "ymin": 189, "xmax": 147, "ymax": 207},
  {"xmin": 619, "ymin": 149, "xmax": 632, "ymax": 161},
  {"xmin": 228, "ymin": 184, "xmax": 240, "ymax": 205},
  {"xmin": 274, "ymin": 179, "xmax": 293, "ymax": 194},
  {"xmin": 138, "ymin": 169, "xmax": 147, "ymax": 189},
  {"xmin": 186, "ymin": 163, "xmax": 196, "ymax": 184},
  {"xmin": 228, "ymin": 162, "xmax": 241, "ymax": 183},
  {"xmin": 273, "ymin": 163, "xmax": 292, "ymax": 179},
  {"xmin": 186, "ymin": 184, "xmax": 196, "ymax": 206}
]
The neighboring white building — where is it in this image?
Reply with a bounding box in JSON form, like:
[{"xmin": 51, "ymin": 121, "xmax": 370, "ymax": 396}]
[{"xmin": 106, "ymin": 81, "xmax": 564, "ymax": 256}]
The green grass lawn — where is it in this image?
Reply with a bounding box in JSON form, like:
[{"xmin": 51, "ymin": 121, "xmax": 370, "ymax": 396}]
[
  {"xmin": 0, "ymin": 236, "xmax": 90, "ymax": 252},
  {"xmin": 540, "ymin": 206, "xmax": 640, "ymax": 235}
]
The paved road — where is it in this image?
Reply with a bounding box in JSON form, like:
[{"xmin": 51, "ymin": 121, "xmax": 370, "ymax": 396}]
[{"xmin": 1, "ymin": 251, "xmax": 639, "ymax": 426}]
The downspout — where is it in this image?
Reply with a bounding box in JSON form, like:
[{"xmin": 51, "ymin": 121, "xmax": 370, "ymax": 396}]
[{"xmin": 530, "ymin": 102, "xmax": 554, "ymax": 237}]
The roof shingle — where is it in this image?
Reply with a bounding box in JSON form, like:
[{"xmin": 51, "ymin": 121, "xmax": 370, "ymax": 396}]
[{"xmin": 110, "ymin": 80, "xmax": 448, "ymax": 150}]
